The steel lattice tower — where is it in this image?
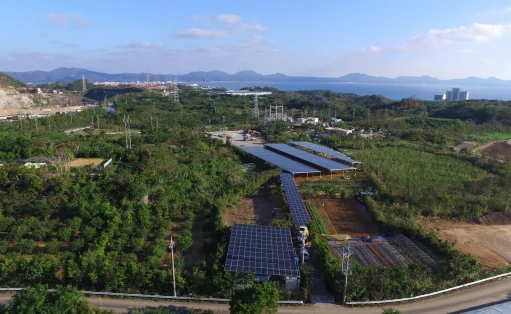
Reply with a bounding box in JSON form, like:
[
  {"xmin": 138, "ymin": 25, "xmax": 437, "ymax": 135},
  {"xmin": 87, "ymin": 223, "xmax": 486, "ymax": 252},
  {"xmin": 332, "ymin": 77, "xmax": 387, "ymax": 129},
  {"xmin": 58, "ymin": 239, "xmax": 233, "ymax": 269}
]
[
  {"xmin": 253, "ymin": 95, "xmax": 259, "ymax": 119},
  {"xmin": 174, "ymin": 82, "xmax": 179, "ymax": 103},
  {"xmin": 82, "ymin": 75, "xmax": 87, "ymax": 92}
]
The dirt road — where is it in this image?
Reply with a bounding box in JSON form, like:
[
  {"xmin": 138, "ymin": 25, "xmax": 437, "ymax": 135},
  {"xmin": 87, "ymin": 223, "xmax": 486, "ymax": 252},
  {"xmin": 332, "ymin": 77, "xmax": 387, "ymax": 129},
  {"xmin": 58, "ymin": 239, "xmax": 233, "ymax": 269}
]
[{"xmin": 0, "ymin": 276, "xmax": 509, "ymax": 313}]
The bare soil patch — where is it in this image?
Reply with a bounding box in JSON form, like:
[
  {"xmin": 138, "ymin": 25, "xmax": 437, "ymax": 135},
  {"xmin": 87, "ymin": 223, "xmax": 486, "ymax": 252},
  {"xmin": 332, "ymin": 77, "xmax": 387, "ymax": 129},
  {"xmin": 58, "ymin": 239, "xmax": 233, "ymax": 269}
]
[
  {"xmin": 452, "ymin": 141, "xmax": 477, "ymax": 152},
  {"xmin": 422, "ymin": 217, "xmax": 511, "ymax": 270},
  {"xmin": 311, "ymin": 199, "xmax": 378, "ymax": 238},
  {"xmin": 481, "ymin": 141, "xmax": 511, "ymax": 162},
  {"xmin": 478, "ymin": 212, "xmax": 511, "ymax": 225},
  {"xmin": 67, "ymin": 158, "xmax": 106, "ymax": 168},
  {"xmin": 224, "ymin": 197, "xmax": 279, "ymax": 226}
]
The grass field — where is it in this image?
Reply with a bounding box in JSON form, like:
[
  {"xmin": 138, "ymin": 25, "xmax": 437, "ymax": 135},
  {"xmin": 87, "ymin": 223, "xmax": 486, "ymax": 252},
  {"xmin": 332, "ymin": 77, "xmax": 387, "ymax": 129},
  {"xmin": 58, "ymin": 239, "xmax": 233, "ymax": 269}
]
[
  {"xmin": 353, "ymin": 147, "xmax": 489, "ymax": 199},
  {"xmin": 471, "ymin": 132, "xmax": 511, "ymax": 142}
]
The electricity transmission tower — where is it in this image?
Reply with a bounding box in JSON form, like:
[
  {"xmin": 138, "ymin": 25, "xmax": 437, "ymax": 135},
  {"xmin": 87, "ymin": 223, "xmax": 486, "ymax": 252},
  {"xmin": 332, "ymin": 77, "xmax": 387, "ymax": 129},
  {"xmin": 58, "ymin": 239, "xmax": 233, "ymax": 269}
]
[
  {"xmin": 123, "ymin": 115, "xmax": 132, "ymax": 149},
  {"xmin": 173, "ymin": 81, "xmax": 179, "ymax": 103},
  {"xmin": 82, "ymin": 75, "xmax": 87, "ymax": 92},
  {"xmin": 253, "ymin": 94, "xmax": 259, "ymax": 119},
  {"xmin": 341, "ymin": 241, "xmax": 354, "ymax": 305}
]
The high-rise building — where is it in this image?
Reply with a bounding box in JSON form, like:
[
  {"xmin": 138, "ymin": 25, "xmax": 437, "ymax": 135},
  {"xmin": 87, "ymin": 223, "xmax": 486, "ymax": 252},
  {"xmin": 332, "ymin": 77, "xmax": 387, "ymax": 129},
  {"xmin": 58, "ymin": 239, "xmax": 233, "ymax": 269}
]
[
  {"xmin": 442, "ymin": 88, "xmax": 469, "ymax": 101},
  {"xmin": 434, "ymin": 94, "xmax": 446, "ymax": 101},
  {"xmin": 458, "ymin": 91, "xmax": 469, "ymax": 101},
  {"xmin": 452, "ymin": 88, "xmax": 460, "ymax": 101}
]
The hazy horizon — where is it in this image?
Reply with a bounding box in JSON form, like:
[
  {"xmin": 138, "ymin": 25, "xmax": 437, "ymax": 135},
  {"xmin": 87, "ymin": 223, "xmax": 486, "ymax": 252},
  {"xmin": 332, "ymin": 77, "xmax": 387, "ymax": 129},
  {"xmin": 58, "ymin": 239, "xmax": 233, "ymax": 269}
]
[{"xmin": 2, "ymin": 0, "xmax": 511, "ymax": 79}]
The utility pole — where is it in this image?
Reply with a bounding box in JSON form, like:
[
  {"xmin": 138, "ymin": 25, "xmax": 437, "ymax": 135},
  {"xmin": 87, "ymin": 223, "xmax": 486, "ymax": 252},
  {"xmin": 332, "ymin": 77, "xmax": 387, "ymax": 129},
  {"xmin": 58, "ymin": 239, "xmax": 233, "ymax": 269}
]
[
  {"xmin": 35, "ymin": 119, "xmax": 39, "ymax": 132},
  {"xmin": 169, "ymin": 236, "xmax": 176, "ymax": 297},
  {"xmin": 341, "ymin": 241, "xmax": 353, "ymax": 305}
]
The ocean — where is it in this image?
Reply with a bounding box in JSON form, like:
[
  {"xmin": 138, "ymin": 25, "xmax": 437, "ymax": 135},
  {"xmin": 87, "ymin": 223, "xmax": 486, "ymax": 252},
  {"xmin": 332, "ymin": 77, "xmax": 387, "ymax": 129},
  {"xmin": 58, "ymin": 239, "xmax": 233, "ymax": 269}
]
[{"xmin": 197, "ymin": 81, "xmax": 511, "ymax": 101}]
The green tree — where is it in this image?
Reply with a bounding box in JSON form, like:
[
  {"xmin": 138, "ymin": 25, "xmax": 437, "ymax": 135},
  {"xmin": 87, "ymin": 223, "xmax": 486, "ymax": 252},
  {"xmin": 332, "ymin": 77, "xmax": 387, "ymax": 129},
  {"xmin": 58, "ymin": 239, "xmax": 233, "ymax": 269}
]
[
  {"xmin": 382, "ymin": 308, "xmax": 402, "ymax": 314},
  {"xmin": 5, "ymin": 284, "xmax": 109, "ymax": 314},
  {"xmin": 229, "ymin": 282, "xmax": 279, "ymax": 314}
]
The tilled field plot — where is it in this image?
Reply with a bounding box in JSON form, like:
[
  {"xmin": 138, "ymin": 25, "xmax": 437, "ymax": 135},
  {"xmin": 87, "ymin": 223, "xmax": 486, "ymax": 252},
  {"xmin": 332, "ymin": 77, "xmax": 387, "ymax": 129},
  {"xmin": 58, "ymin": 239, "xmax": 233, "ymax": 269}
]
[{"xmin": 311, "ymin": 199, "xmax": 378, "ymax": 237}]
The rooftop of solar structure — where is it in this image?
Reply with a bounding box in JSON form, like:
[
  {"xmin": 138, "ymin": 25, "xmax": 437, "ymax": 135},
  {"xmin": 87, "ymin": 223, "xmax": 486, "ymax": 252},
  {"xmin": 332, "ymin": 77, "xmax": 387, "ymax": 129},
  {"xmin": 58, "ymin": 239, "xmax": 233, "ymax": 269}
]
[
  {"xmin": 266, "ymin": 144, "xmax": 357, "ymax": 171},
  {"xmin": 291, "ymin": 141, "xmax": 360, "ymax": 165},
  {"xmin": 280, "ymin": 173, "xmax": 311, "ymax": 226},
  {"xmin": 225, "ymin": 224, "xmax": 299, "ymax": 277},
  {"xmin": 238, "ymin": 145, "xmax": 321, "ymax": 174}
]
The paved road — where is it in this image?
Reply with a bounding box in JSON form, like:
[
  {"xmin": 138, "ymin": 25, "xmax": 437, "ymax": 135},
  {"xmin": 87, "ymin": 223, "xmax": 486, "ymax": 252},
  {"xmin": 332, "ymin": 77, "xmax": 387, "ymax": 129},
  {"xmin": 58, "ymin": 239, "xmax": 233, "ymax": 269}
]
[{"xmin": 0, "ymin": 277, "xmax": 509, "ymax": 313}]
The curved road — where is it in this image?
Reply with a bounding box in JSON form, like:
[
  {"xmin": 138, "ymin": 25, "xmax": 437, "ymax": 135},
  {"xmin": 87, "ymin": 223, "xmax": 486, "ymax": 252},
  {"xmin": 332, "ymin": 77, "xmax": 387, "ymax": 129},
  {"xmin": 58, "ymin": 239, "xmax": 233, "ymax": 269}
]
[{"xmin": 0, "ymin": 277, "xmax": 509, "ymax": 313}]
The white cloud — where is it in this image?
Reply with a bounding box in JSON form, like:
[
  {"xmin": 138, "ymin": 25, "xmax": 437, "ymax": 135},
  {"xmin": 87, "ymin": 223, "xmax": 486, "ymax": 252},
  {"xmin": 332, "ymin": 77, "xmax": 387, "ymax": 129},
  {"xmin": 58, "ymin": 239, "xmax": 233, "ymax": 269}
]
[
  {"xmin": 370, "ymin": 46, "xmax": 381, "ymax": 52},
  {"xmin": 175, "ymin": 28, "xmax": 229, "ymax": 39},
  {"xmin": 50, "ymin": 40, "xmax": 79, "ymax": 47},
  {"xmin": 118, "ymin": 41, "xmax": 164, "ymax": 49},
  {"xmin": 44, "ymin": 13, "xmax": 89, "ymax": 28},
  {"xmin": 481, "ymin": 59, "xmax": 495, "ymax": 64},
  {"xmin": 505, "ymin": 7, "xmax": 511, "ymax": 13},
  {"xmin": 230, "ymin": 23, "xmax": 267, "ymax": 32},
  {"xmin": 216, "ymin": 14, "xmax": 242, "ymax": 24},
  {"xmin": 395, "ymin": 23, "xmax": 511, "ymax": 51},
  {"xmin": 458, "ymin": 49, "xmax": 474, "ymax": 54}
]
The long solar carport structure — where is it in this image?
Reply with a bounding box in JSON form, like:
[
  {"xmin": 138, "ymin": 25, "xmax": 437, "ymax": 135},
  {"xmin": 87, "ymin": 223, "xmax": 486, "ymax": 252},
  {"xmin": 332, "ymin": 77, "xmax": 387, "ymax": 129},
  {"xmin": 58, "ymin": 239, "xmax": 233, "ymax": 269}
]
[
  {"xmin": 239, "ymin": 146, "xmax": 321, "ymax": 176},
  {"xmin": 266, "ymin": 144, "xmax": 356, "ymax": 176},
  {"xmin": 280, "ymin": 173, "xmax": 311, "ymax": 226},
  {"xmin": 225, "ymin": 224, "xmax": 300, "ymax": 290},
  {"xmin": 291, "ymin": 141, "xmax": 360, "ymax": 166}
]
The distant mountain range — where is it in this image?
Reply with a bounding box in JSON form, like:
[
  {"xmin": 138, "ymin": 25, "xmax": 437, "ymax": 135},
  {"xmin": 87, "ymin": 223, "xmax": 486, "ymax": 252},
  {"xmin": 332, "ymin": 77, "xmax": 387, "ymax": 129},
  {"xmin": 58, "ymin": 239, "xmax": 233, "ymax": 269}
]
[{"xmin": 4, "ymin": 67, "xmax": 511, "ymax": 86}]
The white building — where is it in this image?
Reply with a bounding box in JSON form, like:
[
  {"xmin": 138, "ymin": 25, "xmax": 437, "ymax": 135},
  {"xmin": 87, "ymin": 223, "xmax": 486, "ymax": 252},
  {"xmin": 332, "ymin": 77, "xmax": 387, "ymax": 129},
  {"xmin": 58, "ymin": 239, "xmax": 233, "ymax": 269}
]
[
  {"xmin": 212, "ymin": 90, "xmax": 272, "ymax": 96},
  {"xmin": 325, "ymin": 127, "xmax": 353, "ymax": 135},
  {"xmin": 330, "ymin": 117, "xmax": 343, "ymax": 122},
  {"xmin": 296, "ymin": 117, "xmax": 319, "ymax": 124},
  {"xmin": 444, "ymin": 88, "xmax": 469, "ymax": 101},
  {"xmin": 458, "ymin": 91, "xmax": 469, "ymax": 101}
]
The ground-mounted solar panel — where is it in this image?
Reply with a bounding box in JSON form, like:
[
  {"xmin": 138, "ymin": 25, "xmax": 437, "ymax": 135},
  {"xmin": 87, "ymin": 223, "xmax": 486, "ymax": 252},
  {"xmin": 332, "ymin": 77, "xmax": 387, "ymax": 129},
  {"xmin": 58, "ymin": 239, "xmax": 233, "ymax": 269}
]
[
  {"xmin": 265, "ymin": 144, "xmax": 356, "ymax": 171},
  {"xmin": 291, "ymin": 141, "xmax": 360, "ymax": 165},
  {"xmin": 238, "ymin": 146, "xmax": 321, "ymax": 174},
  {"xmin": 280, "ymin": 173, "xmax": 311, "ymax": 226},
  {"xmin": 225, "ymin": 224, "xmax": 299, "ymax": 277}
]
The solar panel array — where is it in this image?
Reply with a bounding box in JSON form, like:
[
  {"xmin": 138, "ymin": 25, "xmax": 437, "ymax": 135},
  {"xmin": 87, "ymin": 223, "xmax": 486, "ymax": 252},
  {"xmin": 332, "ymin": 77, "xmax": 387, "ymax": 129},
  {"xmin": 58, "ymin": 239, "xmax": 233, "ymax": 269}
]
[
  {"xmin": 266, "ymin": 144, "xmax": 356, "ymax": 171},
  {"xmin": 280, "ymin": 173, "xmax": 311, "ymax": 226},
  {"xmin": 291, "ymin": 141, "xmax": 360, "ymax": 165},
  {"xmin": 225, "ymin": 224, "xmax": 299, "ymax": 277},
  {"xmin": 239, "ymin": 146, "xmax": 321, "ymax": 174}
]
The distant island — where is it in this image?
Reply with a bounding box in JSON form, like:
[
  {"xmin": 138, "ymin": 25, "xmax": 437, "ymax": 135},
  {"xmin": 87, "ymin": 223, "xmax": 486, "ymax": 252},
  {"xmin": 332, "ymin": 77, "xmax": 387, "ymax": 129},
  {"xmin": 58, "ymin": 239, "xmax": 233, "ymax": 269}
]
[{"xmin": 4, "ymin": 67, "xmax": 511, "ymax": 86}]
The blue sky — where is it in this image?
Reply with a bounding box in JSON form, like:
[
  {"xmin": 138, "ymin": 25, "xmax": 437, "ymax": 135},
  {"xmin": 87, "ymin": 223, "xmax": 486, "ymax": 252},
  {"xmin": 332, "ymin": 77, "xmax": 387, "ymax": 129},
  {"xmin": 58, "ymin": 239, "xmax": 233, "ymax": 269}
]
[{"xmin": 1, "ymin": 0, "xmax": 511, "ymax": 78}]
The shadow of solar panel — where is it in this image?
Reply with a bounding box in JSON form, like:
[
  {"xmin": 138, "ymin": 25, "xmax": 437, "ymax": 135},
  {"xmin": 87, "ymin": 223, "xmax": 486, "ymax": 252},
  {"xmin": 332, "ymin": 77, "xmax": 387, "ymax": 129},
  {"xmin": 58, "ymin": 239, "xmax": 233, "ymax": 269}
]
[
  {"xmin": 280, "ymin": 173, "xmax": 311, "ymax": 226},
  {"xmin": 291, "ymin": 141, "xmax": 360, "ymax": 165},
  {"xmin": 238, "ymin": 146, "xmax": 321, "ymax": 174},
  {"xmin": 225, "ymin": 224, "xmax": 299, "ymax": 277},
  {"xmin": 266, "ymin": 144, "xmax": 356, "ymax": 171}
]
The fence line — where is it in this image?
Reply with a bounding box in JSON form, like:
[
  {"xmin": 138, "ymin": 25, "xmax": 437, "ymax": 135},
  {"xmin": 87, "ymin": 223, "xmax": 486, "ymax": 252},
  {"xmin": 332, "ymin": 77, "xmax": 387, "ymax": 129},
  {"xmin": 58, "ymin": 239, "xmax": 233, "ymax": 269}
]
[
  {"xmin": 0, "ymin": 288, "xmax": 303, "ymax": 305},
  {"xmin": 346, "ymin": 272, "xmax": 511, "ymax": 305}
]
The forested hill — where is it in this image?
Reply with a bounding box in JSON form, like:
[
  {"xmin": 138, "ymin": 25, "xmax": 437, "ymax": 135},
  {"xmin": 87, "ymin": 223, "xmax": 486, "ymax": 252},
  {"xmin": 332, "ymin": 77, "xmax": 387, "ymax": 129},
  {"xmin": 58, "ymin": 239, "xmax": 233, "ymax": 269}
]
[
  {"xmin": 6, "ymin": 67, "xmax": 511, "ymax": 85},
  {"xmin": 0, "ymin": 72, "xmax": 25, "ymax": 88}
]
